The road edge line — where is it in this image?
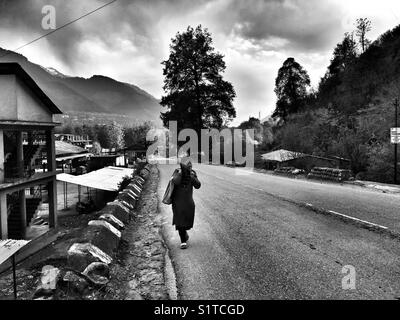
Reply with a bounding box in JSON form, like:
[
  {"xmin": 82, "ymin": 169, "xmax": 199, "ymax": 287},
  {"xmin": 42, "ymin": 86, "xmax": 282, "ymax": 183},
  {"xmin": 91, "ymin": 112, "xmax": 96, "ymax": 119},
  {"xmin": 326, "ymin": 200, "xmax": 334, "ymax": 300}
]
[
  {"xmin": 197, "ymin": 168, "xmax": 400, "ymax": 240},
  {"xmin": 299, "ymin": 202, "xmax": 400, "ymax": 240}
]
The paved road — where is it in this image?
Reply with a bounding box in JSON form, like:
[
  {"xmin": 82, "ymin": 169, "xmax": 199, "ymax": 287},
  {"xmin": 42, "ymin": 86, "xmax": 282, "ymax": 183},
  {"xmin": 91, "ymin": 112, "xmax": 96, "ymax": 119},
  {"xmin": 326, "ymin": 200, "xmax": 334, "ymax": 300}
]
[{"xmin": 158, "ymin": 164, "xmax": 400, "ymax": 299}]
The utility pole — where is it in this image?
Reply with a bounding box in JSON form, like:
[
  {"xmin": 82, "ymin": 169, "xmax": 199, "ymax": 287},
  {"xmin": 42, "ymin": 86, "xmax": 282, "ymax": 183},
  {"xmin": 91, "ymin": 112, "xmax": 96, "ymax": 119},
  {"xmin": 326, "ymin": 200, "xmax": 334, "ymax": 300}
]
[{"xmin": 395, "ymin": 98, "xmax": 399, "ymax": 184}]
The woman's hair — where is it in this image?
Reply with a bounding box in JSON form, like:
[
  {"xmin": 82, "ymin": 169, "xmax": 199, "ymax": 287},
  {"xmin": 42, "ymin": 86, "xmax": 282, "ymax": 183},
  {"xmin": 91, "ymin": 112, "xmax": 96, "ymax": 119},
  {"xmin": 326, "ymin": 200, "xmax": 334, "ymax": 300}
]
[{"xmin": 180, "ymin": 160, "xmax": 192, "ymax": 188}]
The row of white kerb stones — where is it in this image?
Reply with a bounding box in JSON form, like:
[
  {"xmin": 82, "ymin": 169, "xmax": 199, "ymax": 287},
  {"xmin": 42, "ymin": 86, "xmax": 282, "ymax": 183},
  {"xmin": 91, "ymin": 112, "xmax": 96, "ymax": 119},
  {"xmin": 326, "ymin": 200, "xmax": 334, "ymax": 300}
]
[{"xmin": 67, "ymin": 175, "xmax": 146, "ymax": 273}]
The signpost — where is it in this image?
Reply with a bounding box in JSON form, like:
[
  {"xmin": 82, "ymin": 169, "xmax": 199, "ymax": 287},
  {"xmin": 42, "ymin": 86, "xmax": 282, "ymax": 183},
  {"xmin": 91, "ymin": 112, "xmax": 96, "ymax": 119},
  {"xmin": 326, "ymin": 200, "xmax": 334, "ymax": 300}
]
[
  {"xmin": 390, "ymin": 127, "xmax": 400, "ymax": 144},
  {"xmin": 392, "ymin": 99, "xmax": 399, "ymax": 184},
  {"xmin": 0, "ymin": 239, "xmax": 30, "ymax": 299}
]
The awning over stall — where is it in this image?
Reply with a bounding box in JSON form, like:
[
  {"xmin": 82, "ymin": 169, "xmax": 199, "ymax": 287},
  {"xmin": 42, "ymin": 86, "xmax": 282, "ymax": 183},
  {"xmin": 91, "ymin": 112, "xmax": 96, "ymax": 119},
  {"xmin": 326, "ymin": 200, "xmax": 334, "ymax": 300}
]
[
  {"xmin": 56, "ymin": 153, "xmax": 93, "ymax": 162},
  {"xmin": 56, "ymin": 166, "xmax": 133, "ymax": 191},
  {"xmin": 261, "ymin": 149, "xmax": 306, "ymax": 162}
]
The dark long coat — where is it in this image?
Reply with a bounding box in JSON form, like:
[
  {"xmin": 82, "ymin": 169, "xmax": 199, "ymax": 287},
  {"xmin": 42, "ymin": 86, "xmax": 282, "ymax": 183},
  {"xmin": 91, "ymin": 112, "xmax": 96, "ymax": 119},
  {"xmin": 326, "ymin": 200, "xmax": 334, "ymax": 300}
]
[{"xmin": 171, "ymin": 168, "xmax": 201, "ymax": 230}]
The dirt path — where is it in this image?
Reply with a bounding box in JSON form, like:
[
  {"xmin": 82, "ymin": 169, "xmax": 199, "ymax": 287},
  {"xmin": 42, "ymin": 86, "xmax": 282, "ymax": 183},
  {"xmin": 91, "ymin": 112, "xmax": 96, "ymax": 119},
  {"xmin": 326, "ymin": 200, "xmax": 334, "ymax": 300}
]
[{"xmin": 101, "ymin": 165, "xmax": 170, "ymax": 300}]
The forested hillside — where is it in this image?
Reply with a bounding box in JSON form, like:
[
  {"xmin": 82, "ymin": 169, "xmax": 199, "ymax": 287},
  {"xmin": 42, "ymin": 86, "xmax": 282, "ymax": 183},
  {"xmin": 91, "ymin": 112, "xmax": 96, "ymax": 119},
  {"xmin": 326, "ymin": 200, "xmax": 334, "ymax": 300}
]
[{"xmin": 266, "ymin": 21, "xmax": 400, "ymax": 183}]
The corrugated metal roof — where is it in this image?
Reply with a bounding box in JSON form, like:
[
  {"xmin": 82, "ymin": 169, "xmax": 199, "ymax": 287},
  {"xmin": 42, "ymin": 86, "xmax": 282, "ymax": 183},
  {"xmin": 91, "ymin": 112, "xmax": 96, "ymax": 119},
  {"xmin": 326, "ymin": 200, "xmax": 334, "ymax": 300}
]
[
  {"xmin": 56, "ymin": 153, "xmax": 93, "ymax": 161},
  {"xmin": 56, "ymin": 166, "xmax": 134, "ymax": 191},
  {"xmin": 261, "ymin": 149, "xmax": 306, "ymax": 162},
  {"xmin": 56, "ymin": 141, "xmax": 89, "ymax": 156}
]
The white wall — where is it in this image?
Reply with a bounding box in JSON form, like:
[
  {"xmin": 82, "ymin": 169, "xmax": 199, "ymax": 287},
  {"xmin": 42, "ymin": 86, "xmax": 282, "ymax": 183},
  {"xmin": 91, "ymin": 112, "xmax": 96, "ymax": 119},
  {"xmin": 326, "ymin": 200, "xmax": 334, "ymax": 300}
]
[
  {"xmin": 116, "ymin": 155, "xmax": 126, "ymax": 167},
  {"xmin": 0, "ymin": 75, "xmax": 17, "ymax": 120},
  {"xmin": 0, "ymin": 74, "xmax": 53, "ymax": 123},
  {"xmin": 16, "ymin": 78, "xmax": 52, "ymax": 122}
]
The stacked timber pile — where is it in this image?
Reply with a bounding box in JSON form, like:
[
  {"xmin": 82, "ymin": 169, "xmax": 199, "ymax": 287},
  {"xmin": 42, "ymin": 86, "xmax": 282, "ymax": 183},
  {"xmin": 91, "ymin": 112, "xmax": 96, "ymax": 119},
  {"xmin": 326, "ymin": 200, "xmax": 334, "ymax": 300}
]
[
  {"xmin": 274, "ymin": 167, "xmax": 296, "ymax": 174},
  {"xmin": 274, "ymin": 167, "xmax": 305, "ymax": 176},
  {"xmin": 307, "ymin": 167, "xmax": 352, "ymax": 182}
]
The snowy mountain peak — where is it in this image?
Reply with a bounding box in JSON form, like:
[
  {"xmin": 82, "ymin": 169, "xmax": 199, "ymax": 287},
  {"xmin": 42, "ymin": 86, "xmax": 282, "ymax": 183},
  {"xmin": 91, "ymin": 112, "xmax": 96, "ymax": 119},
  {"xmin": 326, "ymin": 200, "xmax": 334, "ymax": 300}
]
[{"xmin": 42, "ymin": 66, "xmax": 70, "ymax": 78}]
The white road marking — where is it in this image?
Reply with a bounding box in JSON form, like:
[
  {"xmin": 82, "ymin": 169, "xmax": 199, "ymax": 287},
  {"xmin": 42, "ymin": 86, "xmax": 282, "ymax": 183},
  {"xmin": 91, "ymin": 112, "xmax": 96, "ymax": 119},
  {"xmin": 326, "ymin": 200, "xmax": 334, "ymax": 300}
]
[{"xmin": 327, "ymin": 210, "xmax": 388, "ymax": 230}]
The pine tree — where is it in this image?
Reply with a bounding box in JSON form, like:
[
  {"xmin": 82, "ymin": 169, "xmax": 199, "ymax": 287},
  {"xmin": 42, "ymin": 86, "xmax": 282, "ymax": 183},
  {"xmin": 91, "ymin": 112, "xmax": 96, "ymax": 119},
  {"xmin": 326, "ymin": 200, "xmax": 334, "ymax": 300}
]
[
  {"xmin": 160, "ymin": 25, "xmax": 236, "ymax": 133},
  {"xmin": 273, "ymin": 58, "xmax": 311, "ymax": 121},
  {"xmin": 356, "ymin": 18, "xmax": 372, "ymax": 53}
]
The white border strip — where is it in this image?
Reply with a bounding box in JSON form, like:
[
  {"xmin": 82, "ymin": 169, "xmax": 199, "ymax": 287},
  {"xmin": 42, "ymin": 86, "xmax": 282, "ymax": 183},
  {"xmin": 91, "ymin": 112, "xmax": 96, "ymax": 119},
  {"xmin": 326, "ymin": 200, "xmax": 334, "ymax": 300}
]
[{"xmin": 327, "ymin": 210, "xmax": 388, "ymax": 230}]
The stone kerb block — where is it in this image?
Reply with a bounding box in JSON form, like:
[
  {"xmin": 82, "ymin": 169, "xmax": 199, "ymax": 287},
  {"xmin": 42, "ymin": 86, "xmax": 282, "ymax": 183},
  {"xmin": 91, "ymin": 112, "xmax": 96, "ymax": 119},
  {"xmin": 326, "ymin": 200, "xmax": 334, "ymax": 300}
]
[
  {"xmin": 99, "ymin": 213, "xmax": 125, "ymax": 230},
  {"xmin": 67, "ymin": 243, "xmax": 113, "ymax": 273},
  {"xmin": 88, "ymin": 220, "xmax": 122, "ymax": 239},
  {"xmin": 134, "ymin": 175, "xmax": 145, "ymax": 183},
  {"xmin": 118, "ymin": 191, "xmax": 138, "ymax": 206},
  {"xmin": 130, "ymin": 183, "xmax": 142, "ymax": 193},
  {"xmin": 132, "ymin": 176, "xmax": 144, "ymax": 185},
  {"xmin": 133, "ymin": 179, "xmax": 144, "ymax": 187},
  {"xmin": 82, "ymin": 262, "xmax": 110, "ymax": 286},
  {"xmin": 124, "ymin": 187, "xmax": 140, "ymax": 197},
  {"xmin": 103, "ymin": 201, "xmax": 131, "ymax": 224},
  {"xmin": 124, "ymin": 187, "xmax": 140, "ymax": 199},
  {"xmin": 78, "ymin": 223, "xmax": 120, "ymax": 258},
  {"xmin": 115, "ymin": 199, "xmax": 135, "ymax": 212}
]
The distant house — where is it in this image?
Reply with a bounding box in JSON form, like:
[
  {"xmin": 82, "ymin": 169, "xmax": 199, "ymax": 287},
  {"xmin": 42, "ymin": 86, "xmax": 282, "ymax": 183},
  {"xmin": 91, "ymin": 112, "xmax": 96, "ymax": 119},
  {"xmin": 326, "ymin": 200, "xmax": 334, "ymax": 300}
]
[
  {"xmin": 261, "ymin": 149, "xmax": 350, "ymax": 171},
  {"xmin": 122, "ymin": 143, "xmax": 148, "ymax": 165},
  {"xmin": 55, "ymin": 133, "xmax": 92, "ymax": 150},
  {"xmin": 55, "ymin": 140, "xmax": 91, "ymax": 173},
  {"xmin": 89, "ymin": 155, "xmax": 125, "ymax": 171}
]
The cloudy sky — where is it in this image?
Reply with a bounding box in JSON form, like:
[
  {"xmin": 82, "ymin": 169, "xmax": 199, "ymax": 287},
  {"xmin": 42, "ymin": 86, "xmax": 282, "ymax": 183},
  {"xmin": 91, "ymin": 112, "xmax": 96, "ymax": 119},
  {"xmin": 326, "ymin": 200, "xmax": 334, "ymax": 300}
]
[{"xmin": 1, "ymin": 0, "xmax": 400, "ymax": 125}]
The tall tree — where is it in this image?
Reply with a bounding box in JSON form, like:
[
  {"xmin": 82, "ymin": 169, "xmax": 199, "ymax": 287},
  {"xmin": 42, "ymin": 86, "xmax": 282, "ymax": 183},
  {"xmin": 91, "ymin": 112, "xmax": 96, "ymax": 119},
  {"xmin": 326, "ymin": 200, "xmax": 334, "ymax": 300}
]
[
  {"xmin": 124, "ymin": 122, "xmax": 152, "ymax": 148},
  {"xmin": 356, "ymin": 18, "xmax": 372, "ymax": 53},
  {"xmin": 318, "ymin": 33, "xmax": 357, "ymax": 105},
  {"xmin": 160, "ymin": 25, "xmax": 236, "ymax": 133},
  {"xmin": 238, "ymin": 117, "xmax": 273, "ymax": 148},
  {"xmin": 97, "ymin": 123, "xmax": 125, "ymax": 150},
  {"xmin": 273, "ymin": 57, "xmax": 311, "ymax": 121},
  {"xmin": 328, "ymin": 32, "xmax": 358, "ymax": 76}
]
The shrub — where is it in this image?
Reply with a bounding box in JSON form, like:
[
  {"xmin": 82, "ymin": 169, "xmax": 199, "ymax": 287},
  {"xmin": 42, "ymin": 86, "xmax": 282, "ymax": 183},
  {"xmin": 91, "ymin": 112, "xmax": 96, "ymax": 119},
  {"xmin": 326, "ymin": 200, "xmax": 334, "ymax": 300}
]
[{"xmin": 117, "ymin": 175, "xmax": 132, "ymax": 192}]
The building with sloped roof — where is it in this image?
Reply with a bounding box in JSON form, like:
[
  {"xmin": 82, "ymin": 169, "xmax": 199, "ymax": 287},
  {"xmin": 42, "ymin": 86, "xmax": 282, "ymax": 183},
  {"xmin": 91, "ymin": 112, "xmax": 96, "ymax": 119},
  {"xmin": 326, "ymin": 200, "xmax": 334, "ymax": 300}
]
[
  {"xmin": 261, "ymin": 149, "xmax": 350, "ymax": 171},
  {"xmin": 0, "ymin": 63, "xmax": 62, "ymax": 240}
]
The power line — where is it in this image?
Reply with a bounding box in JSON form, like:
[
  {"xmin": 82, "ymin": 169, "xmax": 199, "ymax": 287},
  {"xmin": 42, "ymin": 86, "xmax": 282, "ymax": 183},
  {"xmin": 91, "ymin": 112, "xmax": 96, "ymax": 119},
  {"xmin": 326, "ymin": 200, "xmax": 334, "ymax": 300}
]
[{"xmin": 0, "ymin": 0, "xmax": 118, "ymax": 59}]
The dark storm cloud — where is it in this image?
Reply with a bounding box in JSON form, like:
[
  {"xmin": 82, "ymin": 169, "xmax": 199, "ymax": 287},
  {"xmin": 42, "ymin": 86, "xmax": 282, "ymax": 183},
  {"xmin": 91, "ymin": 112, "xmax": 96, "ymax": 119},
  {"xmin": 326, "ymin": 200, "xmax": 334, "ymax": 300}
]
[
  {"xmin": 215, "ymin": 0, "xmax": 344, "ymax": 52},
  {"xmin": 1, "ymin": 0, "xmax": 387, "ymax": 125},
  {"xmin": 0, "ymin": 0, "xmax": 215, "ymax": 66},
  {"xmin": 0, "ymin": 0, "xmax": 85, "ymax": 64},
  {"xmin": 0, "ymin": 0, "xmax": 343, "ymax": 66}
]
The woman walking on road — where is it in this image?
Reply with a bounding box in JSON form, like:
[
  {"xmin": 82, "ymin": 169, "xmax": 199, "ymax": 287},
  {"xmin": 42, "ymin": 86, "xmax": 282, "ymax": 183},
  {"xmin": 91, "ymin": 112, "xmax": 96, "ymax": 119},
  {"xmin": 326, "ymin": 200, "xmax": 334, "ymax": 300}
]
[{"xmin": 169, "ymin": 158, "xmax": 201, "ymax": 249}]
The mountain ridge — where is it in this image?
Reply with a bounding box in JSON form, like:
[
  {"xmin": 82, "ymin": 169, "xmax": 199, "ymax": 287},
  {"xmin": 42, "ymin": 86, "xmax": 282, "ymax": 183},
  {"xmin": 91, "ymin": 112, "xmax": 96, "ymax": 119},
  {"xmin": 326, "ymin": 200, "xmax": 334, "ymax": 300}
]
[{"xmin": 0, "ymin": 47, "xmax": 162, "ymax": 123}]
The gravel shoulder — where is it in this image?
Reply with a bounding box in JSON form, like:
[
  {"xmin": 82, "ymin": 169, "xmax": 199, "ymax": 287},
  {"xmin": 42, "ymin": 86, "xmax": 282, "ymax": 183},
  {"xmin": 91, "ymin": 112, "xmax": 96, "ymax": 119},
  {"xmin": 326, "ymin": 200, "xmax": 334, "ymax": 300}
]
[{"xmin": 100, "ymin": 165, "xmax": 170, "ymax": 300}]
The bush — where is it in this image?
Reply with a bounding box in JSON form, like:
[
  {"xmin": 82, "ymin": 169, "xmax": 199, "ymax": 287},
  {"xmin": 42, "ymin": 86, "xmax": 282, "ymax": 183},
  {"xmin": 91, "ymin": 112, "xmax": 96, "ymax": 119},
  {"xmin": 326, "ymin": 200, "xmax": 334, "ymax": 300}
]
[
  {"xmin": 364, "ymin": 143, "xmax": 394, "ymax": 183},
  {"xmin": 117, "ymin": 175, "xmax": 132, "ymax": 192},
  {"xmin": 133, "ymin": 161, "xmax": 148, "ymax": 176}
]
